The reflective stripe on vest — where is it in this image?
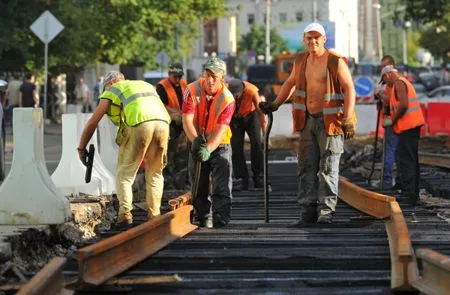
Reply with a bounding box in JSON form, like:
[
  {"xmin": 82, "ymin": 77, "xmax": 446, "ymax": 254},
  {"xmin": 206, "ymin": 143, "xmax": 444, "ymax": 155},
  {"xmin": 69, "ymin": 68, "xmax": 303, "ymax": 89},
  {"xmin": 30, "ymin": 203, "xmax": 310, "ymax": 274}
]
[{"xmin": 108, "ymin": 86, "xmax": 158, "ymax": 108}]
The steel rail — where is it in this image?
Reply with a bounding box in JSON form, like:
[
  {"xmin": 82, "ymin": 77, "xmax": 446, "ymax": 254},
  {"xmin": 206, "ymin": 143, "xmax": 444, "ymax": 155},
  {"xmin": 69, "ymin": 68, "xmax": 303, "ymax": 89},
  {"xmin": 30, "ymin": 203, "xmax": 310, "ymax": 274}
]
[
  {"xmin": 339, "ymin": 177, "xmax": 418, "ymax": 291},
  {"xmin": 168, "ymin": 192, "xmax": 192, "ymax": 210},
  {"xmin": 339, "ymin": 177, "xmax": 395, "ymax": 219},
  {"xmin": 413, "ymin": 248, "xmax": 450, "ymax": 295},
  {"xmin": 385, "ymin": 201, "xmax": 418, "ymax": 291},
  {"xmin": 17, "ymin": 257, "xmax": 67, "ymax": 295},
  {"xmin": 419, "ymin": 152, "xmax": 450, "ymax": 169},
  {"xmin": 71, "ymin": 205, "xmax": 197, "ymax": 288}
]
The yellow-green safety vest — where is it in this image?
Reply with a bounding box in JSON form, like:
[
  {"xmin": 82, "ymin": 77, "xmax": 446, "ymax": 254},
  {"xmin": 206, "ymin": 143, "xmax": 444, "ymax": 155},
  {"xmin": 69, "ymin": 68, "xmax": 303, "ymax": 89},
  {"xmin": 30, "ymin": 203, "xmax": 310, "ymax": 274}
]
[{"xmin": 100, "ymin": 80, "xmax": 170, "ymax": 127}]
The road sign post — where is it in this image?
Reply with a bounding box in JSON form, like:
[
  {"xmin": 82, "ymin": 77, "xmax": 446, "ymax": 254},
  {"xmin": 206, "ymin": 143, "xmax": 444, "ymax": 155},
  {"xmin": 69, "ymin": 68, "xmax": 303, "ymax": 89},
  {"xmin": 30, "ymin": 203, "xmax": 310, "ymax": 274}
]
[{"xmin": 30, "ymin": 10, "xmax": 64, "ymax": 123}]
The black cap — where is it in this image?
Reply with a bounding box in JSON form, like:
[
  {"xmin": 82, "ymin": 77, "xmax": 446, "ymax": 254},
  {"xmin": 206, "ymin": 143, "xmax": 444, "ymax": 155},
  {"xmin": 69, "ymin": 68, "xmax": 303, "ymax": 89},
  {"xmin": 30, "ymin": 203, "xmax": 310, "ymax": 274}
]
[
  {"xmin": 168, "ymin": 63, "xmax": 184, "ymax": 76},
  {"xmin": 228, "ymin": 79, "xmax": 244, "ymax": 98}
]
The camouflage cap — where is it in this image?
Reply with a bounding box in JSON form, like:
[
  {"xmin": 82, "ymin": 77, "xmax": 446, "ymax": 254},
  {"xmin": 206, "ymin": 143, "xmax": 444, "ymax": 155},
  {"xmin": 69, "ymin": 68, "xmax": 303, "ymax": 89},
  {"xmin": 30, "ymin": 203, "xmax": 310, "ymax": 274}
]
[
  {"xmin": 168, "ymin": 63, "xmax": 184, "ymax": 76},
  {"xmin": 204, "ymin": 57, "xmax": 226, "ymax": 75},
  {"xmin": 100, "ymin": 70, "xmax": 125, "ymax": 94}
]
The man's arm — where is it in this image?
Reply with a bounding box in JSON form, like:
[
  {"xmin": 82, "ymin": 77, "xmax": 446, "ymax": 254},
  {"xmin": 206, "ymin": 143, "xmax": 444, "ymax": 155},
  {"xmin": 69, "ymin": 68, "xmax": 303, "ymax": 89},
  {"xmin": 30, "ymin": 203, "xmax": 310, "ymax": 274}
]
[
  {"xmin": 78, "ymin": 99, "xmax": 111, "ymax": 150},
  {"xmin": 33, "ymin": 86, "xmax": 39, "ymax": 106},
  {"xmin": 182, "ymin": 113, "xmax": 198, "ymax": 142},
  {"xmin": 273, "ymin": 67, "xmax": 296, "ymax": 107},
  {"xmin": 391, "ymin": 80, "xmax": 409, "ymax": 124},
  {"xmin": 337, "ymin": 58, "xmax": 356, "ymax": 120},
  {"xmin": 206, "ymin": 124, "xmax": 228, "ymax": 152}
]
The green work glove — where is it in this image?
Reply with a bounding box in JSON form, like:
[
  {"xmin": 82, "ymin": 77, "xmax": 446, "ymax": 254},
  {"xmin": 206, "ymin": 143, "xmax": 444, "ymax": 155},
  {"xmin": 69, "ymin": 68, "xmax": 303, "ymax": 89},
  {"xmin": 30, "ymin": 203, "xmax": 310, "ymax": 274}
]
[
  {"xmin": 382, "ymin": 117, "xmax": 393, "ymax": 128},
  {"xmin": 191, "ymin": 135, "xmax": 206, "ymax": 154},
  {"xmin": 77, "ymin": 147, "xmax": 88, "ymax": 166},
  {"xmin": 196, "ymin": 145, "xmax": 211, "ymax": 162},
  {"xmin": 341, "ymin": 118, "xmax": 355, "ymax": 140},
  {"xmin": 258, "ymin": 101, "xmax": 279, "ymax": 114}
]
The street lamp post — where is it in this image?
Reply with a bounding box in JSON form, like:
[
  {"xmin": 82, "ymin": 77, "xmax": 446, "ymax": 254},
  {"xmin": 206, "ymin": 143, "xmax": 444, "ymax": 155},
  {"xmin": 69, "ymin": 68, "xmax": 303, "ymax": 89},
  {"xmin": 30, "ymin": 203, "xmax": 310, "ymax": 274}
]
[
  {"xmin": 373, "ymin": 2, "xmax": 383, "ymax": 60},
  {"xmin": 402, "ymin": 21, "xmax": 411, "ymax": 65},
  {"xmin": 265, "ymin": 0, "xmax": 271, "ymax": 64}
]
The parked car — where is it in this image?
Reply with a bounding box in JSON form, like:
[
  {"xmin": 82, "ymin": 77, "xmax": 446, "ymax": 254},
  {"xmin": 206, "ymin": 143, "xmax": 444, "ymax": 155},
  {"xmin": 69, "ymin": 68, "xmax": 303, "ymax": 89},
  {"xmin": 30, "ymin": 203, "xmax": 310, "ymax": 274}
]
[
  {"xmin": 413, "ymin": 83, "xmax": 427, "ymax": 100},
  {"xmin": 418, "ymin": 72, "xmax": 440, "ymax": 92}
]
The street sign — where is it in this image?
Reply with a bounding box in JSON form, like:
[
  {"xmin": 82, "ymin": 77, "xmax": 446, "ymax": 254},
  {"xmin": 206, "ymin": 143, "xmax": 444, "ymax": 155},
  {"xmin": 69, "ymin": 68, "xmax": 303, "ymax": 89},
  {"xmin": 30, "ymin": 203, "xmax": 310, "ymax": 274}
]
[
  {"xmin": 155, "ymin": 51, "xmax": 169, "ymax": 67},
  {"xmin": 30, "ymin": 10, "xmax": 64, "ymax": 123},
  {"xmin": 354, "ymin": 76, "xmax": 374, "ymax": 97},
  {"xmin": 30, "ymin": 10, "xmax": 64, "ymax": 44}
]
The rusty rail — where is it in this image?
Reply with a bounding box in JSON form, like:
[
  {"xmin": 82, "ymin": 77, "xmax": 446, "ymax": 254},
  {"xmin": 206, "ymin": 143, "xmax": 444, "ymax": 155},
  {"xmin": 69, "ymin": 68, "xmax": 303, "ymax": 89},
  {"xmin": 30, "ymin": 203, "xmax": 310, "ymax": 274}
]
[
  {"xmin": 17, "ymin": 257, "xmax": 67, "ymax": 295},
  {"xmin": 168, "ymin": 192, "xmax": 192, "ymax": 210},
  {"xmin": 412, "ymin": 248, "xmax": 450, "ymax": 295},
  {"xmin": 419, "ymin": 152, "xmax": 450, "ymax": 169},
  {"xmin": 72, "ymin": 205, "xmax": 197, "ymax": 287},
  {"xmin": 385, "ymin": 201, "xmax": 418, "ymax": 291},
  {"xmin": 338, "ymin": 177, "xmax": 395, "ymax": 219}
]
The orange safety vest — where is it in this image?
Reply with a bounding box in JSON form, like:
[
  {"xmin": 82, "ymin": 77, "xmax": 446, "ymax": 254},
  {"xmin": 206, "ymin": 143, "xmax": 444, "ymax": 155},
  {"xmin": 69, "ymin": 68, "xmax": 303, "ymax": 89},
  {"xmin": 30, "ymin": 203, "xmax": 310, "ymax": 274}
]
[
  {"xmin": 235, "ymin": 81, "xmax": 258, "ymax": 117},
  {"xmin": 187, "ymin": 78, "xmax": 234, "ymax": 144},
  {"xmin": 157, "ymin": 78, "xmax": 187, "ymax": 110},
  {"xmin": 389, "ymin": 77, "xmax": 425, "ymax": 134},
  {"xmin": 292, "ymin": 50, "xmax": 354, "ymax": 135}
]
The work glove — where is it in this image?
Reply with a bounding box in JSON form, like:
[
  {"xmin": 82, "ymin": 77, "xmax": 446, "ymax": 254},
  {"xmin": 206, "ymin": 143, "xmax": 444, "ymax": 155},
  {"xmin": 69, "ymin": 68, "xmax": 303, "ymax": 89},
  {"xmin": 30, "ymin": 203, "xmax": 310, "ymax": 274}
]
[
  {"xmin": 382, "ymin": 117, "xmax": 393, "ymax": 128},
  {"xmin": 77, "ymin": 147, "xmax": 88, "ymax": 166},
  {"xmin": 196, "ymin": 145, "xmax": 211, "ymax": 162},
  {"xmin": 191, "ymin": 135, "xmax": 206, "ymax": 154},
  {"xmin": 341, "ymin": 118, "xmax": 355, "ymax": 140},
  {"xmin": 259, "ymin": 101, "xmax": 279, "ymax": 114}
]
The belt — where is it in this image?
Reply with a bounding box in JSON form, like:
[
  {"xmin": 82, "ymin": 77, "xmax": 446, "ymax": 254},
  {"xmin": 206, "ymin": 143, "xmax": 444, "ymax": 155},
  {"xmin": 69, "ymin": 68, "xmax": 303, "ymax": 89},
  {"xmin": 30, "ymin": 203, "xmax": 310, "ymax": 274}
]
[{"xmin": 307, "ymin": 112, "xmax": 323, "ymax": 118}]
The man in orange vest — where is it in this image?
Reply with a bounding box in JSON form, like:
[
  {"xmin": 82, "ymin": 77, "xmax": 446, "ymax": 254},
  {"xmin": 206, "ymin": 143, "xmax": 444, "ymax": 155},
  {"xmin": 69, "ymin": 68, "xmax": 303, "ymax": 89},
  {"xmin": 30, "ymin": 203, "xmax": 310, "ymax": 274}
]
[
  {"xmin": 156, "ymin": 63, "xmax": 188, "ymax": 189},
  {"xmin": 380, "ymin": 65, "xmax": 425, "ymax": 205},
  {"xmin": 259, "ymin": 23, "xmax": 356, "ymax": 224},
  {"xmin": 228, "ymin": 79, "xmax": 267, "ymax": 191},
  {"xmin": 182, "ymin": 57, "xmax": 235, "ymax": 228},
  {"xmin": 374, "ymin": 55, "xmax": 400, "ymax": 189}
]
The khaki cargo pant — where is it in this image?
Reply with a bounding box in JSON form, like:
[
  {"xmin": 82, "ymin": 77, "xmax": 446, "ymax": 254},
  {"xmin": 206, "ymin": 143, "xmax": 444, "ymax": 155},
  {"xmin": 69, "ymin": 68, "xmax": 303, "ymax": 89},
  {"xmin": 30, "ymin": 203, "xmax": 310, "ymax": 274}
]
[{"xmin": 116, "ymin": 120, "xmax": 169, "ymax": 218}]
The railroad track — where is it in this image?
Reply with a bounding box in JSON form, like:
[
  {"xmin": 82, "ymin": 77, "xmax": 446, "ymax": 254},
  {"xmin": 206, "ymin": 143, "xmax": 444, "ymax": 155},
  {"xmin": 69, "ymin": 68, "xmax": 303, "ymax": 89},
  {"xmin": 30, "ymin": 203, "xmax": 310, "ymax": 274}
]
[{"xmin": 14, "ymin": 152, "xmax": 450, "ymax": 295}]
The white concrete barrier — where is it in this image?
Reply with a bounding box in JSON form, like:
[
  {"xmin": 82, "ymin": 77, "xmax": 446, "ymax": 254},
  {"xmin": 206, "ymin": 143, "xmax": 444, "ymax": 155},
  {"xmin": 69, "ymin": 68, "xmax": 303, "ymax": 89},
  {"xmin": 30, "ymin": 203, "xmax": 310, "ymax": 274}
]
[
  {"xmin": 267, "ymin": 103, "xmax": 378, "ymax": 136},
  {"xmin": 51, "ymin": 114, "xmax": 115, "ymax": 197},
  {"xmin": 66, "ymin": 104, "xmax": 82, "ymax": 114},
  {"xmin": 98, "ymin": 117, "xmax": 118, "ymax": 176},
  {"xmin": 0, "ymin": 108, "xmax": 71, "ymax": 224}
]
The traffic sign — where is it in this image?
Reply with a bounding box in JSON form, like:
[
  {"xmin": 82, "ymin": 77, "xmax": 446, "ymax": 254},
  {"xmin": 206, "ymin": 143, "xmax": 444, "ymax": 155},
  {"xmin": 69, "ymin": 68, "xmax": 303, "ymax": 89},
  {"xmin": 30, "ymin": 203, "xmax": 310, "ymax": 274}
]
[
  {"xmin": 155, "ymin": 51, "xmax": 169, "ymax": 67},
  {"xmin": 354, "ymin": 76, "xmax": 374, "ymax": 97},
  {"xmin": 30, "ymin": 10, "xmax": 64, "ymax": 44}
]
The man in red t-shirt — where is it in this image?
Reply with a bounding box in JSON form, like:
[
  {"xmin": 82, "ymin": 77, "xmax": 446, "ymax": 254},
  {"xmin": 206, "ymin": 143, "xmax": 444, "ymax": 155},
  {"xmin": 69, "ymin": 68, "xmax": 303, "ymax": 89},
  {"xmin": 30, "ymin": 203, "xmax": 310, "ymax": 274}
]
[{"xmin": 182, "ymin": 57, "xmax": 235, "ymax": 228}]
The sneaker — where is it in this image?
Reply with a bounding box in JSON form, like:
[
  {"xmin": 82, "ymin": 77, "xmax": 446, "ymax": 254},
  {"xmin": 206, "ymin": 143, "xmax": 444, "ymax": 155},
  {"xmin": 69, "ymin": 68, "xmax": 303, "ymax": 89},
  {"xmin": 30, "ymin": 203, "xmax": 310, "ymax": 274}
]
[
  {"xmin": 253, "ymin": 177, "xmax": 264, "ymax": 189},
  {"xmin": 198, "ymin": 216, "xmax": 214, "ymax": 229},
  {"xmin": 317, "ymin": 214, "xmax": 333, "ymax": 224}
]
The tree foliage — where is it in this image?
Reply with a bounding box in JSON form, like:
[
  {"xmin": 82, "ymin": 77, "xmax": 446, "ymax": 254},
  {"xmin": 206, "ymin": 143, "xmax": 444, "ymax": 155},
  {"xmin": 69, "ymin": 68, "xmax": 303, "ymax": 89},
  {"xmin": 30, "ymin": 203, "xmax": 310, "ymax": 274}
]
[
  {"xmin": 238, "ymin": 25, "xmax": 288, "ymax": 60},
  {"xmin": 0, "ymin": 0, "xmax": 226, "ymax": 74},
  {"xmin": 419, "ymin": 26, "xmax": 450, "ymax": 64}
]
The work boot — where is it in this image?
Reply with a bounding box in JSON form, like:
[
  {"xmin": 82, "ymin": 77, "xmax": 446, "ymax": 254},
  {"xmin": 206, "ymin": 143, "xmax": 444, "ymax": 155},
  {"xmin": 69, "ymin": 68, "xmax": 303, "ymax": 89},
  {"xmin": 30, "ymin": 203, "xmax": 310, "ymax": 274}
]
[
  {"xmin": 317, "ymin": 214, "xmax": 333, "ymax": 224},
  {"xmin": 253, "ymin": 176, "xmax": 264, "ymax": 189},
  {"xmin": 112, "ymin": 211, "xmax": 133, "ymax": 230},
  {"xmin": 233, "ymin": 178, "xmax": 248, "ymax": 191},
  {"xmin": 298, "ymin": 206, "xmax": 318, "ymax": 223}
]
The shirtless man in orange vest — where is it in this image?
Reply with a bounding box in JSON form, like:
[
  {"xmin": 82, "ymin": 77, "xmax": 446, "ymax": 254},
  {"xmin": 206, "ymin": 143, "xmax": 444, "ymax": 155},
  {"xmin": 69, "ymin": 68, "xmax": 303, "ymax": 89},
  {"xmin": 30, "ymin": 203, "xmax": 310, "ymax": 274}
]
[{"xmin": 260, "ymin": 23, "xmax": 356, "ymax": 224}]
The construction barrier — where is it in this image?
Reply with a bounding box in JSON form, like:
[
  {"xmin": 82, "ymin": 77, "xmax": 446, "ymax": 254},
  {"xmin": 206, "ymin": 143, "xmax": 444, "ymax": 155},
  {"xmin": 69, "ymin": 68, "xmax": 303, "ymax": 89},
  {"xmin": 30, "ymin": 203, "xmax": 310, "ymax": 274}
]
[
  {"xmin": 426, "ymin": 102, "xmax": 450, "ymax": 135},
  {"xmin": 51, "ymin": 114, "xmax": 115, "ymax": 197},
  {"xmin": 97, "ymin": 117, "xmax": 118, "ymax": 176},
  {"xmin": 0, "ymin": 108, "xmax": 71, "ymax": 224}
]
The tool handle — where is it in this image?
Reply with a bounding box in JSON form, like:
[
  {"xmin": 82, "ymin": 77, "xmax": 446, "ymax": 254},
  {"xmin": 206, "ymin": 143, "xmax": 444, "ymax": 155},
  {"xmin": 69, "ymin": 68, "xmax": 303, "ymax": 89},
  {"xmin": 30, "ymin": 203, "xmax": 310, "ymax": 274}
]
[{"xmin": 264, "ymin": 112, "xmax": 273, "ymax": 223}]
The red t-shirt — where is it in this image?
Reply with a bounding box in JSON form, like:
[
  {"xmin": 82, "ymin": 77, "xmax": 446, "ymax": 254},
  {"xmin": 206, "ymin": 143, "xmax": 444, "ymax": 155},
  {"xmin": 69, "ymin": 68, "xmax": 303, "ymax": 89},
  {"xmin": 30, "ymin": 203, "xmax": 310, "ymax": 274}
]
[{"xmin": 182, "ymin": 87, "xmax": 235, "ymax": 125}]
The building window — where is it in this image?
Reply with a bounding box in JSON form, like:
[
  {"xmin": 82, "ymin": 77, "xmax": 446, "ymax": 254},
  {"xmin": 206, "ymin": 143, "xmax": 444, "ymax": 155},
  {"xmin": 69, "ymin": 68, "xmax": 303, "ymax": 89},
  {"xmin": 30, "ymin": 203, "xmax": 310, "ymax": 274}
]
[
  {"xmin": 279, "ymin": 12, "xmax": 287, "ymax": 23},
  {"xmin": 296, "ymin": 11, "xmax": 303, "ymax": 22},
  {"xmin": 248, "ymin": 13, "xmax": 255, "ymax": 25}
]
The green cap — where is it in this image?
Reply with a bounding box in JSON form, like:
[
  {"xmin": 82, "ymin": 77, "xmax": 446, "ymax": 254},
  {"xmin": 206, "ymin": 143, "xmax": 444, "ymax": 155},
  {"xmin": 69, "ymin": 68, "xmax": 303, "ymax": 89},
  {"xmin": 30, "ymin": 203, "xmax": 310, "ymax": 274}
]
[{"xmin": 204, "ymin": 57, "xmax": 226, "ymax": 75}]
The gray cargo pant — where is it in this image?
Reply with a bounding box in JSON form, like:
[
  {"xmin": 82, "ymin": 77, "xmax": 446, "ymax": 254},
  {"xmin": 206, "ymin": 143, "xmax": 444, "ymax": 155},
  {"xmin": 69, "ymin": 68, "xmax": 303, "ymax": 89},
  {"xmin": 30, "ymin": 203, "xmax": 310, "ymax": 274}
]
[{"xmin": 297, "ymin": 115, "xmax": 343, "ymax": 217}]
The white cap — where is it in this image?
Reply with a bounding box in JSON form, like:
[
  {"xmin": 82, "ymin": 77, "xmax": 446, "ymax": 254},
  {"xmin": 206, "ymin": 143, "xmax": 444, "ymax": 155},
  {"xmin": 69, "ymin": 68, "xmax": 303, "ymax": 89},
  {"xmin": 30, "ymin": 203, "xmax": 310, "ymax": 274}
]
[
  {"xmin": 380, "ymin": 65, "xmax": 398, "ymax": 77},
  {"xmin": 303, "ymin": 23, "xmax": 326, "ymax": 36}
]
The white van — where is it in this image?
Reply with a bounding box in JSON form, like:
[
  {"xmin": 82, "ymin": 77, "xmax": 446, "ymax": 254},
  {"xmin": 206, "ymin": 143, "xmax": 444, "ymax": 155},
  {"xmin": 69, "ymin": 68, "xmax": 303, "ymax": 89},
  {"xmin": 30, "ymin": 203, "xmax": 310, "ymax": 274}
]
[{"xmin": 143, "ymin": 71, "xmax": 168, "ymax": 86}]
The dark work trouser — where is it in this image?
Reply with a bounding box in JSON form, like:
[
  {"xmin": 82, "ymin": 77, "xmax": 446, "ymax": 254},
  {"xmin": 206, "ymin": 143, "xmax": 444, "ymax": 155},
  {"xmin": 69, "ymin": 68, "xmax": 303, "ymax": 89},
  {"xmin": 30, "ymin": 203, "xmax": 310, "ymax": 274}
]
[
  {"xmin": 164, "ymin": 123, "xmax": 184, "ymax": 187},
  {"xmin": 383, "ymin": 125, "xmax": 400, "ymax": 187},
  {"xmin": 190, "ymin": 145, "xmax": 233, "ymax": 225},
  {"xmin": 230, "ymin": 111, "xmax": 263, "ymax": 184},
  {"xmin": 397, "ymin": 126, "xmax": 421, "ymax": 202}
]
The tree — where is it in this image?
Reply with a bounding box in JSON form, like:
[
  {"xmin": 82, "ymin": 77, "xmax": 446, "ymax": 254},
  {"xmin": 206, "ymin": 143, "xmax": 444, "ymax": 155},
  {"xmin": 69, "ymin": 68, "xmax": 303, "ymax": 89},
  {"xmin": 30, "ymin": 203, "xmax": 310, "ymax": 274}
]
[
  {"xmin": 403, "ymin": 0, "xmax": 450, "ymax": 26},
  {"xmin": 238, "ymin": 25, "xmax": 288, "ymax": 61},
  {"xmin": 419, "ymin": 26, "xmax": 450, "ymax": 64},
  {"xmin": 0, "ymin": 0, "xmax": 226, "ymax": 74}
]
